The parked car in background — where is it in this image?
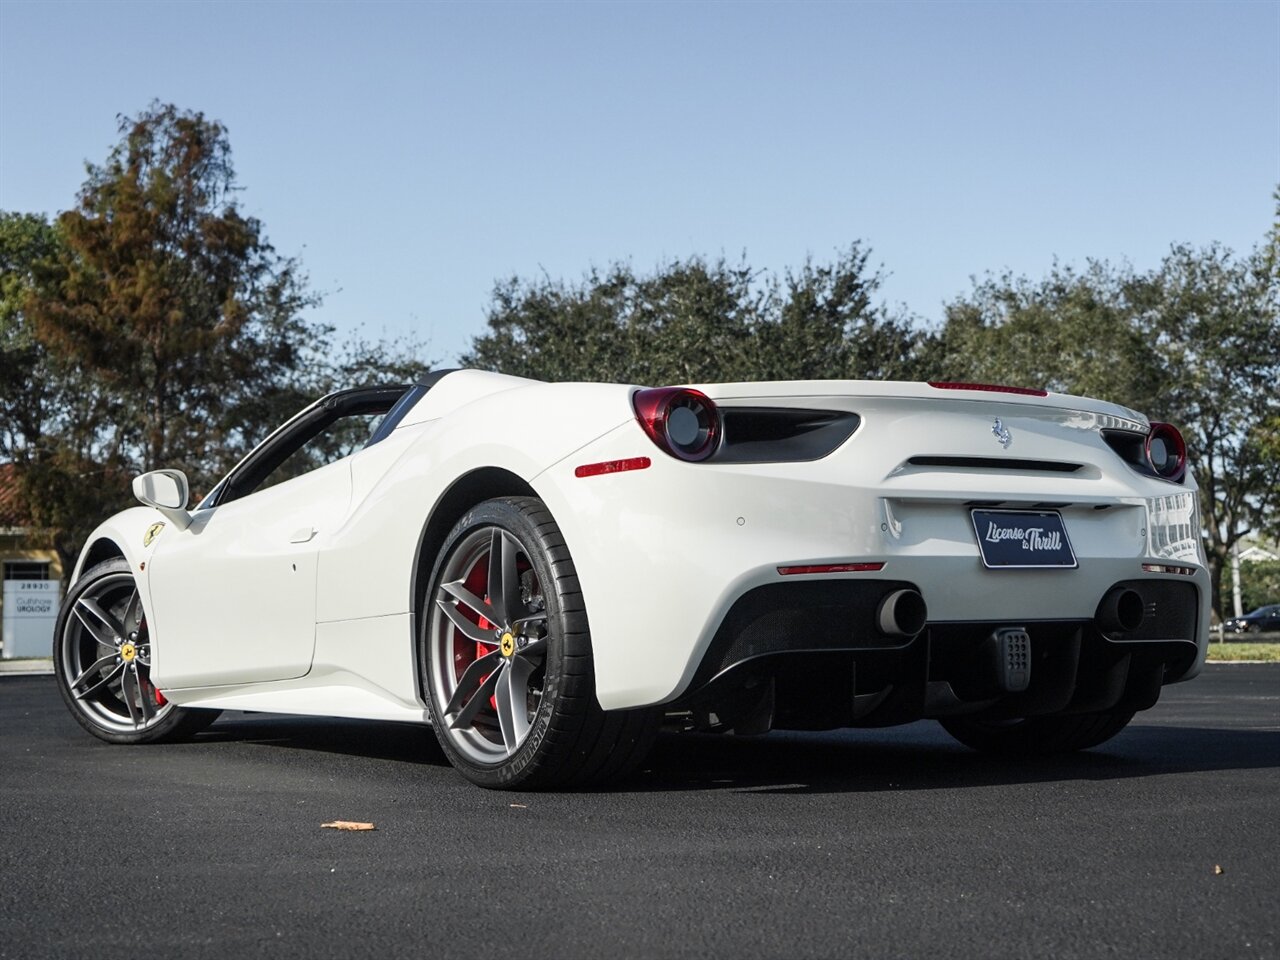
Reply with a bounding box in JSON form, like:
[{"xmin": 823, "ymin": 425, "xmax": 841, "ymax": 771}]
[{"xmin": 1222, "ymin": 604, "xmax": 1280, "ymax": 634}]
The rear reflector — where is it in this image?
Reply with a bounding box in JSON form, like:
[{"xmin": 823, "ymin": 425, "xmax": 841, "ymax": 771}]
[
  {"xmin": 927, "ymin": 381, "xmax": 1048, "ymax": 397},
  {"xmin": 1142, "ymin": 563, "xmax": 1196, "ymax": 576},
  {"xmin": 778, "ymin": 562, "xmax": 885, "ymax": 576},
  {"xmin": 574, "ymin": 456, "xmax": 651, "ymax": 478}
]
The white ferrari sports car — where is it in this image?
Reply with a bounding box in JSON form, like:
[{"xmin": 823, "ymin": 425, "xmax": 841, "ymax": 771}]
[{"xmin": 54, "ymin": 370, "xmax": 1209, "ymax": 788}]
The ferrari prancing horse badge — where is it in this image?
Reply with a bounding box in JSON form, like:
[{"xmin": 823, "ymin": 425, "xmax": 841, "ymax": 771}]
[{"xmin": 143, "ymin": 522, "xmax": 166, "ymax": 547}]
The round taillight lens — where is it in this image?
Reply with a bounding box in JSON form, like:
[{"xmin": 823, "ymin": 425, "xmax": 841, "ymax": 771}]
[
  {"xmin": 632, "ymin": 387, "xmax": 720, "ymax": 461},
  {"xmin": 1146, "ymin": 422, "xmax": 1187, "ymax": 482}
]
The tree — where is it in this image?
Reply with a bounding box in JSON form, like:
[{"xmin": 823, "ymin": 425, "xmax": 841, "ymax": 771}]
[
  {"xmin": 27, "ymin": 103, "xmax": 322, "ymax": 487},
  {"xmin": 1, "ymin": 212, "xmax": 64, "ymax": 460},
  {"xmin": 1126, "ymin": 241, "xmax": 1280, "ymax": 618},
  {"xmin": 933, "ymin": 261, "xmax": 1162, "ymax": 412},
  {"xmin": 10, "ymin": 103, "xmax": 430, "ymax": 574},
  {"xmin": 463, "ymin": 245, "xmax": 930, "ymax": 384}
]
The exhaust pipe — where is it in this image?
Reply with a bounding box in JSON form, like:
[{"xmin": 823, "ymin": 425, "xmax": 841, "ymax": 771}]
[
  {"xmin": 1096, "ymin": 587, "xmax": 1145, "ymax": 634},
  {"xmin": 877, "ymin": 588, "xmax": 928, "ymax": 638}
]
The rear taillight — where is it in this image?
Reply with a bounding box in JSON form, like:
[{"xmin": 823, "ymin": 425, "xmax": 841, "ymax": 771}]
[
  {"xmin": 632, "ymin": 387, "xmax": 721, "ymax": 461},
  {"xmin": 1146, "ymin": 422, "xmax": 1187, "ymax": 482}
]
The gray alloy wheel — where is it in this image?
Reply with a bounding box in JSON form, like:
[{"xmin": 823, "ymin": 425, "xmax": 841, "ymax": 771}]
[
  {"xmin": 427, "ymin": 522, "xmax": 549, "ymax": 765},
  {"xmin": 423, "ymin": 497, "xmax": 658, "ymax": 789},
  {"xmin": 53, "ymin": 558, "xmax": 218, "ymax": 744}
]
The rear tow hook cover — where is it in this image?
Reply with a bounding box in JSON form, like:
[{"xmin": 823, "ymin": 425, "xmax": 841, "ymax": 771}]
[{"xmin": 992, "ymin": 627, "xmax": 1031, "ymax": 693}]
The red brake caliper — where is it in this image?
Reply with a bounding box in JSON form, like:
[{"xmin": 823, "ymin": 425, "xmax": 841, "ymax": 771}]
[
  {"xmin": 456, "ymin": 557, "xmax": 499, "ymax": 714},
  {"xmin": 477, "ymin": 599, "xmax": 498, "ymax": 711},
  {"xmin": 136, "ymin": 618, "xmax": 167, "ymax": 706}
]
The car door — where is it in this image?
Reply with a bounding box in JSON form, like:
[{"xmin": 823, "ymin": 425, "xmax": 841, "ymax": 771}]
[
  {"xmin": 143, "ymin": 384, "xmax": 412, "ymax": 690},
  {"xmin": 146, "ymin": 458, "xmax": 353, "ymax": 689}
]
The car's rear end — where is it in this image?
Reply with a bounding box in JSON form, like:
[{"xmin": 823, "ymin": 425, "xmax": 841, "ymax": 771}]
[{"xmin": 534, "ymin": 379, "xmax": 1208, "ymax": 742}]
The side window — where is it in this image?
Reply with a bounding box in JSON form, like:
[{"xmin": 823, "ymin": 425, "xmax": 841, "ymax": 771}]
[
  {"xmin": 255, "ymin": 411, "xmax": 384, "ymax": 493},
  {"xmin": 214, "ymin": 385, "xmax": 412, "ymax": 507}
]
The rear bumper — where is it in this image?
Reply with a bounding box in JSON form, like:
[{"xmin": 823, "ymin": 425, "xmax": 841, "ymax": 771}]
[
  {"xmin": 668, "ymin": 576, "xmax": 1198, "ymax": 730},
  {"xmin": 532, "ymin": 422, "xmax": 1211, "ymax": 712}
]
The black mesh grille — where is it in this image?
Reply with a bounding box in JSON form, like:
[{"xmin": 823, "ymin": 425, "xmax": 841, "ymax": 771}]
[
  {"xmin": 1108, "ymin": 578, "xmax": 1198, "ymax": 642},
  {"xmin": 690, "ymin": 579, "xmax": 919, "ymax": 689}
]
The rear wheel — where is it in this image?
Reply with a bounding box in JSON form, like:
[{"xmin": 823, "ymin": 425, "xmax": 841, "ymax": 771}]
[
  {"xmin": 939, "ymin": 709, "xmax": 1135, "ymax": 757},
  {"xmin": 53, "ymin": 558, "xmax": 219, "ymax": 744},
  {"xmin": 423, "ymin": 497, "xmax": 657, "ymax": 789}
]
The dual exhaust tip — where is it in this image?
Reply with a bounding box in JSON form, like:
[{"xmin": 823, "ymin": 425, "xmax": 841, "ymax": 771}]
[
  {"xmin": 878, "ymin": 588, "xmax": 928, "ymax": 639},
  {"xmin": 874, "ymin": 585, "xmax": 1144, "ymax": 640},
  {"xmin": 1096, "ymin": 586, "xmax": 1146, "ymax": 634}
]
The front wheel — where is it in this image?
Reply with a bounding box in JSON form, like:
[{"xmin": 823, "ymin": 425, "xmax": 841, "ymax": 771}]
[
  {"xmin": 422, "ymin": 497, "xmax": 657, "ymax": 789},
  {"xmin": 53, "ymin": 558, "xmax": 219, "ymax": 744},
  {"xmin": 939, "ymin": 708, "xmax": 1135, "ymax": 757}
]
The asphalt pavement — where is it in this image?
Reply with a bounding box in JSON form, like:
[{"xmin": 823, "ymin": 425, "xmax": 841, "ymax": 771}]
[{"xmin": 1, "ymin": 665, "xmax": 1276, "ymax": 960}]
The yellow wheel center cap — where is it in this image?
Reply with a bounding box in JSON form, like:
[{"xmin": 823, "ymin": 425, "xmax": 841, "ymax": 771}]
[
  {"xmin": 119, "ymin": 642, "xmax": 137, "ymax": 662},
  {"xmin": 500, "ymin": 632, "xmax": 516, "ymax": 657}
]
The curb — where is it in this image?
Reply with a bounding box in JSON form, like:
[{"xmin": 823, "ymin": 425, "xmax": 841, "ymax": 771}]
[{"xmin": 0, "ymin": 659, "xmax": 54, "ymax": 676}]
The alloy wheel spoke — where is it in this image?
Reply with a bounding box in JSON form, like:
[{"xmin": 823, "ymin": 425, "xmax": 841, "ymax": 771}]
[
  {"xmin": 494, "ymin": 662, "xmax": 531, "ymax": 756},
  {"xmin": 512, "ymin": 635, "xmax": 547, "ymax": 662},
  {"xmin": 440, "ymin": 580, "xmax": 492, "ymax": 622},
  {"xmin": 120, "ymin": 664, "xmax": 142, "ymax": 726},
  {"xmin": 443, "ymin": 649, "xmax": 502, "ymax": 719},
  {"xmin": 74, "ymin": 597, "xmax": 122, "ymax": 647},
  {"xmin": 487, "ymin": 529, "xmax": 523, "ymax": 626},
  {"xmin": 75, "ymin": 660, "xmax": 125, "ymax": 701},
  {"xmin": 511, "ymin": 613, "xmax": 547, "ymax": 631},
  {"xmin": 121, "ymin": 590, "xmax": 143, "ymax": 636},
  {"xmin": 448, "ymin": 667, "xmax": 503, "ymax": 731},
  {"xmin": 436, "ymin": 596, "xmax": 496, "ymax": 645},
  {"xmin": 70, "ymin": 654, "xmax": 121, "ymax": 695},
  {"xmin": 134, "ymin": 664, "xmax": 154, "ymax": 724}
]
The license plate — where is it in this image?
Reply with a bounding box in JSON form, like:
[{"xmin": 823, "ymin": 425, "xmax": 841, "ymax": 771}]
[{"xmin": 970, "ymin": 509, "xmax": 1077, "ymax": 569}]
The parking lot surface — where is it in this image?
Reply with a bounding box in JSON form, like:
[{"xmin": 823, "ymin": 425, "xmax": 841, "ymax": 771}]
[{"xmin": 1, "ymin": 665, "xmax": 1276, "ymax": 959}]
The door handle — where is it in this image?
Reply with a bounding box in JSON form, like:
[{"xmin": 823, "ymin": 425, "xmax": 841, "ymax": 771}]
[{"xmin": 289, "ymin": 526, "xmax": 317, "ymax": 544}]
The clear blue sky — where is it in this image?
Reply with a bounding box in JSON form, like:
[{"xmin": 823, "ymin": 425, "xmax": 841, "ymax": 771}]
[{"xmin": 2, "ymin": 1, "xmax": 1276, "ymax": 366}]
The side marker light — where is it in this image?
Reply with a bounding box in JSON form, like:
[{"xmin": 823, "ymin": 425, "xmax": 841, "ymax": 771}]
[
  {"xmin": 778, "ymin": 562, "xmax": 886, "ymax": 576},
  {"xmin": 574, "ymin": 457, "xmax": 652, "ymax": 479}
]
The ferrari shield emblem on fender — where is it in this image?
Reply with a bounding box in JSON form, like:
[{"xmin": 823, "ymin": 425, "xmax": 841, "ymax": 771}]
[
  {"xmin": 991, "ymin": 418, "xmax": 1012, "ymax": 449},
  {"xmin": 143, "ymin": 522, "xmax": 166, "ymax": 547}
]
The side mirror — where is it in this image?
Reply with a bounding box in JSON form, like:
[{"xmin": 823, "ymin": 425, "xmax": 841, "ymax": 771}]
[{"xmin": 132, "ymin": 469, "xmax": 192, "ymax": 530}]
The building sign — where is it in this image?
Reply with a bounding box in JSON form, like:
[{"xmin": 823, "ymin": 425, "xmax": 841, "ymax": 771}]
[{"xmin": 2, "ymin": 580, "xmax": 61, "ymax": 658}]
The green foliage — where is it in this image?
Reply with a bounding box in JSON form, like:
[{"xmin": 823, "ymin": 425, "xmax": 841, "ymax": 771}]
[
  {"xmin": 464, "ymin": 245, "xmax": 930, "ymax": 384},
  {"xmin": 934, "ymin": 261, "xmax": 1164, "ymax": 412},
  {"xmin": 1206, "ymin": 643, "xmax": 1280, "ymax": 661},
  {"xmin": 5, "ymin": 103, "xmax": 428, "ymax": 572},
  {"xmin": 27, "ymin": 103, "xmax": 324, "ymax": 481},
  {"xmin": 1, "ymin": 212, "xmax": 64, "ymax": 456},
  {"xmin": 1240, "ymin": 559, "xmax": 1280, "ymax": 613},
  {"xmin": 1128, "ymin": 242, "xmax": 1280, "ymax": 616}
]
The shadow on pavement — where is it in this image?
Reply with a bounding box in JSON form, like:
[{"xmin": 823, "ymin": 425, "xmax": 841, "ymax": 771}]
[
  {"xmin": 625, "ymin": 723, "xmax": 1280, "ymax": 794},
  {"xmin": 194, "ymin": 711, "xmax": 1280, "ymax": 794}
]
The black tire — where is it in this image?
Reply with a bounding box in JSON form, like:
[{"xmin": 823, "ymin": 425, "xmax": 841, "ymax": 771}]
[
  {"xmin": 939, "ymin": 708, "xmax": 1135, "ymax": 757},
  {"xmin": 422, "ymin": 497, "xmax": 658, "ymax": 789},
  {"xmin": 53, "ymin": 558, "xmax": 219, "ymax": 744},
  {"xmin": 1247, "ymin": 624, "xmax": 1262, "ymax": 635}
]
